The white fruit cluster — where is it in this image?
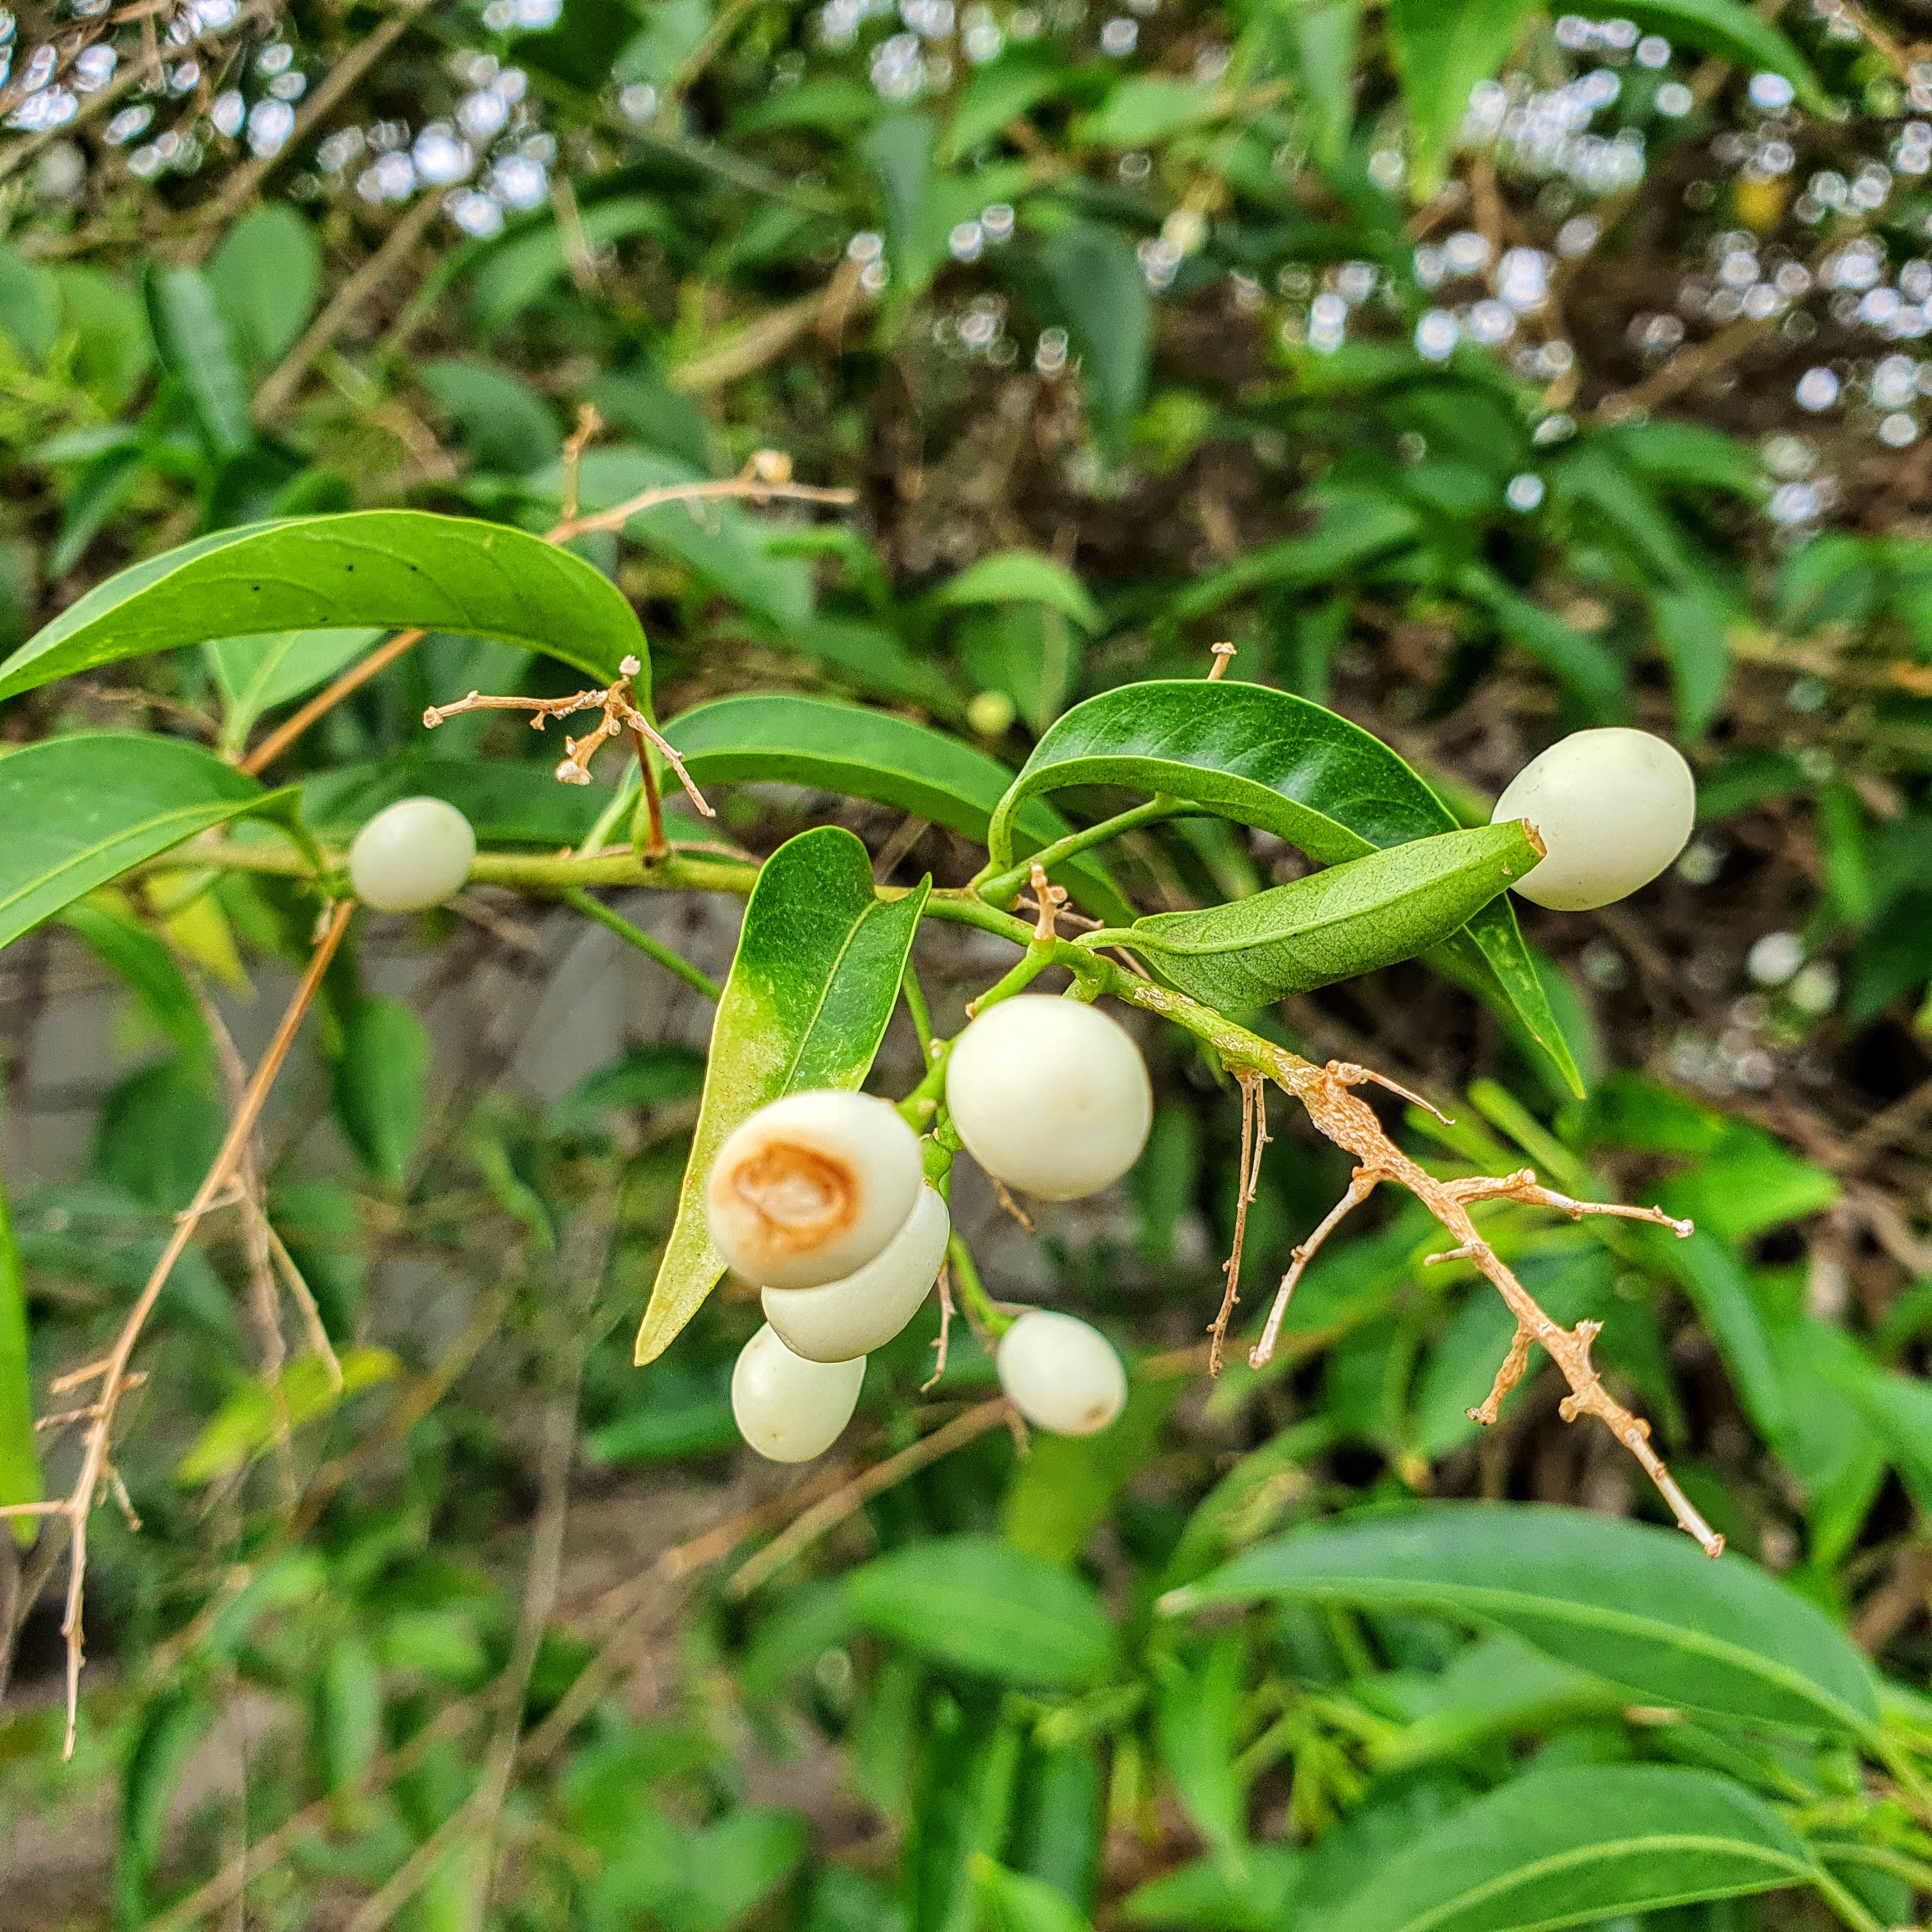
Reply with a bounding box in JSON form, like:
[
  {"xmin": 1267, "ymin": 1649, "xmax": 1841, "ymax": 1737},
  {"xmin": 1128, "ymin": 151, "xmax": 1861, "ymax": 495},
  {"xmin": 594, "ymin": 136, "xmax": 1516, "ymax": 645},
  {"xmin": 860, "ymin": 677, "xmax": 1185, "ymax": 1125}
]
[
  {"xmin": 347, "ymin": 796, "xmax": 477, "ymax": 912},
  {"xmin": 716, "ymin": 1015, "xmax": 1142, "ymax": 1461},
  {"xmin": 1491, "ymin": 728, "xmax": 1696, "ymax": 912}
]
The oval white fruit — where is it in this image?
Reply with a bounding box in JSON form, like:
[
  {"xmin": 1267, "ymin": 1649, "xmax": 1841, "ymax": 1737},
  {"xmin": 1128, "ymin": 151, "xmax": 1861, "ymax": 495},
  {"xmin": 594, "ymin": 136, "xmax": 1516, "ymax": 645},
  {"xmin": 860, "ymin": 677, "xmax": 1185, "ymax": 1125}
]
[
  {"xmin": 995, "ymin": 1309, "xmax": 1126, "ymax": 1436},
  {"xmin": 1491, "ymin": 728, "xmax": 1695, "ymax": 912},
  {"xmin": 731, "ymin": 1323, "xmax": 865, "ymax": 1462},
  {"xmin": 763, "ymin": 1185, "xmax": 950, "ymax": 1363},
  {"xmin": 346, "ymin": 796, "xmax": 477, "ymax": 912},
  {"xmin": 706, "ymin": 1089, "xmax": 923, "ymax": 1290},
  {"xmin": 943, "ymin": 995, "xmax": 1152, "ymax": 1201}
]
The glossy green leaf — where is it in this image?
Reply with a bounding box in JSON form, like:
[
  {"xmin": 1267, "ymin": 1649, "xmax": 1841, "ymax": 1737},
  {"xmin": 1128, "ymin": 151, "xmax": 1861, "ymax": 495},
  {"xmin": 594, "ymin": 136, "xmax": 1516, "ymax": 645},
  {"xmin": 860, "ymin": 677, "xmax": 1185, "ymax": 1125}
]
[
  {"xmin": 664, "ymin": 693, "xmax": 1133, "ymax": 924},
  {"xmin": 176, "ymin": 1345, "xmax": 399, "ymax": 1485},
  {"xmin": 207, "ymin": 628, "xmax": 384, "ymax": 754},
  {"xmin": 144, "ymin": 264, "xmax": 252, "ymax": 456},
  {"xmin": 59, "ymin": 897, "xmax": 211, "ymax": 1062},
  {"xmin": 0, "ymin": 510, "xmax": 647, "ymax": 705},
  {"xmin": 1386, "ymin": 0, "xmax": 1535, "ymax": 199},
  {"xmin": 1119, "ymin": 820, "xmax": 1538, "ymax": 1009},
  {"xmin": 1038, "ymin": 223, "xmax": 1151, "ymax": 440},
  {"xmin": 1175, "ymin": 486, "xmax": 1420, "ymax": 622},
  {"xmin": 988, "ymin": 681, "xmax": 1581, "ymax": 1094},
  {"xmin": 1305, "ymin": 1765, "xmax": 1813, "ymax": 1932},
  {"xmin": 634, "ymin": 827, "xmax": 928, "ymax": 1363},
  {"xmin": 0, "ymin": 735, "xmax": 292, "ymax": 952},
  {"xmin": 1166, "ymin": 1503, "xmax": 1878, "ymax": 1734},
  {"xmin": 332, "ymin": 997, "xmax": 431, "ymax": 1186},
  {"xmin": 845, "ymin": 1534, "xmax": 1116, "ymax": 1687},
  {"xmin": 973, "ymin": 1857, "xmax": 1094, "ymax": 1932},
  {"xmin": 1568, "ymin": 0, "xmax": 1827, "ymax": 112},
  {"xmin": 0, "ymin": 1165, "xmax": 40, "ymax": 1547},
  {"xmin": 1155, "ymin": 1630, "xmax": 1250, "ymax": 1869},
  {"xmin": 934, "ymin": 550, "xmax": 1103, "ymax": 633},
  {"xmin": 206, "ymin": 204, "xmax": 321, "ymax": 365}
]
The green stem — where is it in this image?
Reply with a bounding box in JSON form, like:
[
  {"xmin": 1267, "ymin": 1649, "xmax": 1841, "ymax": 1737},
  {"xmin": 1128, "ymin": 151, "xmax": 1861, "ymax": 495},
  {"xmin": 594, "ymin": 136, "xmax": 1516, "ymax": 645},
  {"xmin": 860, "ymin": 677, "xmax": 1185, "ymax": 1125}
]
[
  {"xmin": 558, "ymin": 889, "xmax": 722, "ymax": 1000},
  {"xmin": 901, "ymin": 958, "xmax": 934, "ymax": 1057},
  {"xmin": 1809, "ymin": 1862, "xmax": 1887, "ymax": 1932},
  {"xmin": 947, "ymin": 1234, "xmax": 1011, "ymax": 1338},
  {"xmin": 973, "ymin": 796, "xmax": 1179, "ymax": 907}
]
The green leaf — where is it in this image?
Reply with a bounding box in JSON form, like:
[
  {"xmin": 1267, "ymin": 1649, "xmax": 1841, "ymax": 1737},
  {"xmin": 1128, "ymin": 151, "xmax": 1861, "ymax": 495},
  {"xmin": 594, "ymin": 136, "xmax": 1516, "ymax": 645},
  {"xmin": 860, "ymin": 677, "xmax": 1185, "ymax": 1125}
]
[
  {"xmin": 1305, "ymin": 1764, "xmax": 1813, "ymax": 1932},
  {"xmin": 0, "ymin": 1164, "xmax": 40, "ymax": 1547},
  {"xmin": 551, "ymin": 447, "xmax": 814, "ymax": 635},
  {"xmin": 1173, "ymin": 485, "xmax": 1421, "ymax": 622},
  {"xmin": 332, "ymin": 997, "xmax": 431, "ymax": 1186},
  {"xmin": 176, "ymin": 1345, "xmax": 399, "ymax": 1485},
  {"xmin": 144, "ymin": 264, "xmax": 252, "ymax": 457},
  {"xmin": 420, "ymin": 357, "xmax": 562, "ymax": 477},
  {"xmin": 0, "ymin": 511, "xmax": 647, "ymax": 705},
  {"xmin": 1121, "ymin": 1848, "xmax": 1303, "ymax": 1930},
  {"xmin": 0, "ymin": 735, "xmax": 291, "ymax": 952},
  {"xmin": 1650, "ymin": 586, "xmax": 1733, "ymax": 740},
  {"xmin": 974, "ymin": 1857, "xmax": 1095, "ymax": 1932},
  {"xmin": 1568, "ymin": 0, "xmax": 1827, "ymax": 113},
  {"xmin": 49, "ymin": 444, "xmax": 145, "ymax": 579},
  {"xmin": 1077, "ymin": 75, "xmax": 1225, "ymax": 148},
  {"xmin": 207, "ymin": 628, "xmax": 385, "ymax": 754},
  {"xmin": 1386, "ymin": 0, "xmax": 1535, "ymax": 199},
  {"xmin": 0, "ymin": 243, "xmax": 59, "ymax": 364},
  {"xmin": 845, "ymin": 1534, "xmax": 1117, "ymax": 1687},
  {"xmin": 1119, "ymin": 820, "xmax": 1540, "ymax": 1009},
  {"xmin": 299, "ymin": 755, "xmax": 613, "ymax": 848},
  {"xmin": 1155, "ymin": 1630, "xmax": 1250, "ymax": 1869},
  {"xmin": 1276, "ymin": 0, "xmax": 1359, "ymax": 171},
  {"xmin": 634, "ymin": 827, "xmax": 928, "ymax": 1364},
  {"xmin": 1038, "ymin": 223, "xmax": 1152, "ymax": 442},
  {"xmin": 664, "ymin": 693, "xmax": 1135, "ymax": 924},
  {"xmin": 1457, "ymin": 565, "xmax": 1628, "ymax": 721},
  {"xmin": 935, "ymin": 550, "xmax": 1103, "ymax": 633},
  {"xmin": 987, "ymin": 681, "xmax": 1581, "ymax": 1094},
  {"xmin": 59, "ymin": 897, "xmax": 211, "ymax": 1062},
  {"xmin": 1166, "ymin": 1503, "xmax": 1879, "ymax": 1735},
  {"xmin": 206, "ymin": 205, "xmax": 322, "ymax": 365}
]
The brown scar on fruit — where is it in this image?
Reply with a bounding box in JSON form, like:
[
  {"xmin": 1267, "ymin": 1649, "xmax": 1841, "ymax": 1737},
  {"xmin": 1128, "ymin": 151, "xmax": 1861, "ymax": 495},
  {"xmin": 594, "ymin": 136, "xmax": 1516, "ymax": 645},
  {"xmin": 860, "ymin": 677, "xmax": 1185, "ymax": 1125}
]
[{"xmin": 723, "ymin": 1142, "xmax": 859, "ymax": 1253}]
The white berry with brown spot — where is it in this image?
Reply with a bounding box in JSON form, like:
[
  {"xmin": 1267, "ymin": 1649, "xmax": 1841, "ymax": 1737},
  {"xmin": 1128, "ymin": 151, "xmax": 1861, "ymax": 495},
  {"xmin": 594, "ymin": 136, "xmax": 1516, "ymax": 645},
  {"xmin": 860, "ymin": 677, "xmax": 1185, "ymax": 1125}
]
[
  {"xmin": 763, "ymin": 1184, "xmax": 949, "ymax": 1363},
  {"xmin": 346, "ymin": 797, "xmax": 477, "ymax": 912},
  {"xmin": 996, "ymin": 1308, "xmax": 1126, "ymax": 1436},
  {"xmin": 730, "ymin": 1323, "xmax": 865, "ymax": 1462},
  {"xmin": 1491, "ymin": 728, "xmax": 1696, "ymax": 911},
  {"xmin": 943, "ymin": 995, "xmax": 1152, "ymax": 1201},
  {"xmin": 705, "ymin": 1089, "xmax": 923, "ymax": 1290}
]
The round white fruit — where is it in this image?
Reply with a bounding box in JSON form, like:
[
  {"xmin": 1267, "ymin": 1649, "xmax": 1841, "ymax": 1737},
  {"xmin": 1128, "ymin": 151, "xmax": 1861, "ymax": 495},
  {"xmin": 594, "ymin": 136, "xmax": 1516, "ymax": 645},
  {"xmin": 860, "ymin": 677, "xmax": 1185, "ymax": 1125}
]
[
  {"xmin": 995, "ymin": 1309, "xmax": 1126, "ymax": 1436},
  {"xmin": 346, "ymin": 796, "xmax": 477, "ymax": 912},
  {"xmin": 943, "ymin": 995, "xmax": 1152, "ymax": 1201},
  {"xmin": 705, "ymin": 1089, "xmax": 923, "ymax": 1291},
  {"xmin": 731, "ymin": 1323, "xmax": 865, "ymax": 1462},
  {"xmin": 1491, "ymin": 728, "xmax": 1696, "ymax": 912},
  {"xmin": 763, "ymin": 1184, "xmax": 949, "ymax": 1363}
]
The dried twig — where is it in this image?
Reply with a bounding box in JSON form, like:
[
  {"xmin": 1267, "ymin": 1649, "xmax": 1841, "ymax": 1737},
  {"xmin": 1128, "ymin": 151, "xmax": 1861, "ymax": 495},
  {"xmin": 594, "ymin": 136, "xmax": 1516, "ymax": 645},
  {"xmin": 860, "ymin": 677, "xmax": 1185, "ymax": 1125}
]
[
  {"xmin": 922, "ymin": 1262, "xmax": 954, "ymax": 1393},
  {"xmin": 1243, "ymin": 1059, "xmax": 1715, "ymax": 1553},
  {"xmin": 1208, "ymin": 1070, "xmax": 1268, "ymax": 1376},
  {"xmin": 0, "ymin": 901, "xmax": 354, "ymax": 1754}
]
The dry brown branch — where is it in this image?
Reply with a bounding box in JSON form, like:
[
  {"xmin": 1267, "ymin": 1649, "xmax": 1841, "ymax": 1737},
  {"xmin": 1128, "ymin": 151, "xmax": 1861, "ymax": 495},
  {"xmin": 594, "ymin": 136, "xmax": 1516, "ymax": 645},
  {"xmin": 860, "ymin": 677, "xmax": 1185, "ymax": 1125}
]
[
  {"xmin": 240, "ymin": 629, "xmax": 425, "ymax": 775},
  {"xmin": 0, "ymin": 901, "xmax": 354, "ymax": 1755},
  {"xmin": 922, "ymin": 1262, "xmax": 954, "ymax": 1393},
  {"xmin": 1243, "ymin": 1058, "xmax": 1717, "ymax": 1554},
  {"xmin": 726, "ymin": 1397, "xmax": 1016, "ymax": 1598},
  {"xmin": 422, "ymin": 654, "xmax": 715, "ymax": 822},
  {"xmin": 1208, "ymin": 1070, "xmax": 1268, "ymax": 1376}
]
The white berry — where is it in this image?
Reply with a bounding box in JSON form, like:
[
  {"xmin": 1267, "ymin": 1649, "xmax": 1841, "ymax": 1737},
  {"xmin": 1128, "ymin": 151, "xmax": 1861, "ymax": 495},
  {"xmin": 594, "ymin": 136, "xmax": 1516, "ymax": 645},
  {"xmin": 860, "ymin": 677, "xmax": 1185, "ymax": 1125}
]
[
  {"xmin": 944, "ymin": 995, "xmax": 1151, "ymax": 1200},
  {"xmin": 706, "ymin": 1089, "xmax": 923, "ymax": 1291},
  {"xmin": 763, "ymin": 1184, "xmax": 949, "ymax": 1363},
  {"xmin": 996, "ymin": 1309, "xmax": 1126, "ymax": 1436},
  {"xmin": 1491, "ymin": 728, "xmax": 1696, "ymax": 912},
  {"xmin": 347, "ymin": 796, "xmax": 477, "ymax": 912},
  {"xmin": 731, "ymin": 1323, "xmax": 865, "ymax": 1462}
]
